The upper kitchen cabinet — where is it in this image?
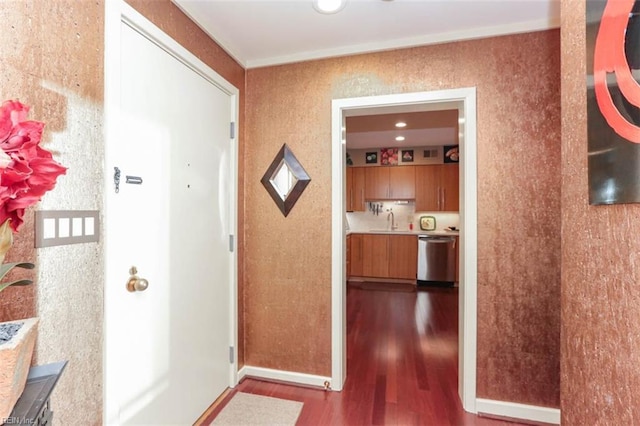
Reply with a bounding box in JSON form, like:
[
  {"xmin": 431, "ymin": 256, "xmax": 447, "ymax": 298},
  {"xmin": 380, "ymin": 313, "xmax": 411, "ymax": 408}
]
[
  {"xmin": 389, "ymin": 166, "xmax": 415, "ymax": 199},
  {"xmin": 415, "ymin": 165, "xmax": 439, "ymax": 211},
  {"xmin": 346, "ymin": 166, "xmax": 366, "ymax": 212},
  {"xmin": 415, "ymin": 164, "xmax": 459, "ymax": 211},
  {"xmin": 440, "ymin": 164, "xmax": 459, "ymax": 211},
  {"xmin": 364, "ymin": 166, "xmax": 415, "ymax": 200}
]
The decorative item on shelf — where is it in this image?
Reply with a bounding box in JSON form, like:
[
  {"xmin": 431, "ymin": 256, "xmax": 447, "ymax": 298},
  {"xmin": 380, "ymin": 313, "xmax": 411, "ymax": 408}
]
[
  {"xmin": 443, "ymin": 144, "xmax": 459, "ymax": 163},
  {"xmin": 380, "ymin": 148, "xmax": 398, "ymax": 166},
  {"xmin": 401, "ymin": 149, "xmax": 414, "ymax": 163},
  {"xmin": 419, "ymin": 215, "xmax": 436, "ymax": 231},
  {"xmin": 0, "ymin": 99, "xmax": 66, "ymax": 419},
  {"xmin": 365, "ymin": 151, "xmax": 377, "ymax": 164}
]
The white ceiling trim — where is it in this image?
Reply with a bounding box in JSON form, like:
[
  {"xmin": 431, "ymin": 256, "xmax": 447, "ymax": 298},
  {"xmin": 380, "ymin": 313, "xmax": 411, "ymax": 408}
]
[
  {"xmin": 171, "ymin": 0, "xmax": 247, "ymax": 68},
  {"xmin": 172, "ymin": 0, "xmax": 560, "ymax": 70},
  {"xmin": 247, "ymin": 16, "xmax": 560, "ymax": 69}
]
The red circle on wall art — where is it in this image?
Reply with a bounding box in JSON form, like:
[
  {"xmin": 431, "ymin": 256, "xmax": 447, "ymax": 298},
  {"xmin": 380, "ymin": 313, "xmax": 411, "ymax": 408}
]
[{"xmin": 594, "ymin": 0, "xmax": 640, "ymax": 143}]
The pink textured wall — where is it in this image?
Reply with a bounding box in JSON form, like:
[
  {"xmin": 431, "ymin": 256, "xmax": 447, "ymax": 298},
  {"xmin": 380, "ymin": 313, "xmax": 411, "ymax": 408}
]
[
  {"xmin": 0, "ymin": 0, "xmax": 104, "ymax": 322},
  {"xmin": 561, "ymin": 0, "xmax": 640, "ymax": 423},
  {"xmin": 0, "ymin": 1, "xmax": 105, "ymax": 423},
  {"xmin": 246, "ymin": 31, "xmax": 561, "ymax": 405}
]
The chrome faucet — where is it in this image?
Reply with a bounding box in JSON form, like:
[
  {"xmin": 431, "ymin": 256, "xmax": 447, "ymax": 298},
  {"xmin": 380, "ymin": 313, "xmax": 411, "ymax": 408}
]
[{"xmin": 387, "ymin": 210, "xmax": 397, "ymax": 230}]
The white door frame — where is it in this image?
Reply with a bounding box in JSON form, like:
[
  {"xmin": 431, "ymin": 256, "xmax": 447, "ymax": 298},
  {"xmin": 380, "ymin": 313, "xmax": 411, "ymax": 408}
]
[
  {"xmin": 103, "ymin": 1, "xmax": 240, "ymax": 423},
  {"xmin": 331, "ymin": 88, "xmax": 478, "ymax": 412}
]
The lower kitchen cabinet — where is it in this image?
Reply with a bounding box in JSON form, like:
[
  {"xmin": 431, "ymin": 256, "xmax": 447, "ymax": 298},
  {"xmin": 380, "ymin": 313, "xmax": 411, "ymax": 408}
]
[
  {"xmin": 349, "ymin": 233, "xmax": 363, "ymax": 277},
  {"xmin": 362, "ymin": 234, "xmax": 389, "ymax": 278},
  {"xmin": 348, "ymin": 233, "xmax": 417, "ymax": 280},
  {"xmin": 346, "ymin": 234, "xmax": 351, "ymax": 277},
  {"xmin": 389, "ymin": 235, "xmax": 418, "ymax": 280},
  {"xmin": 455, "ymin": 236, "xmax": 459, "ymax": 283}
]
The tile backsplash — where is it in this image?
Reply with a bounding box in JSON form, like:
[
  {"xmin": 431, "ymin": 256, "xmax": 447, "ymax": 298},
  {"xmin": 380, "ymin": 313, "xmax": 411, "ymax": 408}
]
[{"xmin": 346, "ymin": 201, "xmax": 460, "ymax": 232}]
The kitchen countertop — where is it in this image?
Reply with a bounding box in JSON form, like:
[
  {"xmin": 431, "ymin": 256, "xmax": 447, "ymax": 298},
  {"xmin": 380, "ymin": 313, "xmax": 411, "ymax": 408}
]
[{"xmin": 347, "ymin": 229, "xmax": 459, "ymax": 236}]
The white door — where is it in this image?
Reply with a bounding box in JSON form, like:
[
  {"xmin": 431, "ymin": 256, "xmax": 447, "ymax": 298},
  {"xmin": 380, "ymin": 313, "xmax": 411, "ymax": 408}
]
[{"xmin": 105, "ymin": 9, "xmax": 237, "ymax": 425}]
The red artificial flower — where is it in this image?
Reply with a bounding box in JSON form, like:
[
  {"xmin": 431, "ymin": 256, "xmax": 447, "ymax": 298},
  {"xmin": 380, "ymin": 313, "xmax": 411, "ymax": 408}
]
[{"xmin": 0, "ymin": 100, "xmax": 66, "ymax": 232}]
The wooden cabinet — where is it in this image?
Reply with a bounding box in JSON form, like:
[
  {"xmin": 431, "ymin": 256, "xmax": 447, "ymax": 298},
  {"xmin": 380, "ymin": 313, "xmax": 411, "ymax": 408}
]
[
  {"xmin": 349, "ymin": 233, "xmax": 363, "ymax": 277},
  {"xmin": 362, "ymin": 234, "xmax": 389, "ymax": 278},
  {"xmin": 346, "ymin": 167, "xmax": 366, "ymax": 212},
  {"xmin": 346, "ymin": 234, "xmax": 351, "ymax": 277},
  {"xmin": 440, "ymin": 164, "xmax": 459, "ymax": 211},
  {"xmin": 415, "ymin": 164, "xmax": 459, "ymax": 211},
  {"xmin": 388, "ymin": 235, "xmax": 418, "ymax": 280},
  {"xmin": 415, "ymin": 165, "xmax": 440, "ymax": 211},
  {"xmin": 364, "ymin": 166, "xmax": 415, "ymax": 200},
  {"xmin": 348, "ymin": 233, "xmax": 417, "ymax": 280},
  {"xmin": 389, "ymin": 166, "xmax": 415, "ymax": 199},
  {"xmin": 455, "ymin": 236, "xmax": 459, "ymax": 283},
  {"xmin": 364, "ymin": 167, "xmax": 388, "ymax": 200}
]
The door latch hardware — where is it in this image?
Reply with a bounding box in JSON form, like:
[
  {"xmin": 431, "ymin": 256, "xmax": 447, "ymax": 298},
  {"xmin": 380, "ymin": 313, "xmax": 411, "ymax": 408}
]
[
  {"xmin": 125, "ymin": 175, "xmax": 143, "ymax": 185},
  {"xmin": 114, "ymin": 167, "xmax": 121, "ymax": 193},
  {"xmin": 126, "ymin": 266, "xmax": 149, "ymax": 292}
]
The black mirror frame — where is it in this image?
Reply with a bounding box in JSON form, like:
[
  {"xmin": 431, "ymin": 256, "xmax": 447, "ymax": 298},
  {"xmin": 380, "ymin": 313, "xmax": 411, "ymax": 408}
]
[{"xmin": 260, "ymin": 144, "xmax": 311, "ymax": 217}]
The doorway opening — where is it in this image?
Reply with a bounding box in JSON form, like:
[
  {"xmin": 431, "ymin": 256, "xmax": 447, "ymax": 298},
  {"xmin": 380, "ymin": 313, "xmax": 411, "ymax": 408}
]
[{"xmin": 330, "ymin": 88, "xmax": 478, "ymax": 412}]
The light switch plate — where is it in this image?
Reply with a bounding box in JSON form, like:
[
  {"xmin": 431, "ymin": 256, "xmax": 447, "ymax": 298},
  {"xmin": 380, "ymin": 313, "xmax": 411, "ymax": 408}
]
[{"xmin": 35, "ymin": 210, "xmax": 100, "ymax": 247}]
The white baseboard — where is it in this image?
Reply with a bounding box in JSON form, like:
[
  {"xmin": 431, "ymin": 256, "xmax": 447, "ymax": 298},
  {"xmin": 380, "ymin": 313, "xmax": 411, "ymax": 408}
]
[
  {"xmin": 476, "ymin": 398, "xmax": 560, "ymax": 425},
  {"xmin": 238, "ymin": 365, "xmax": 332, "ymax": 389}
]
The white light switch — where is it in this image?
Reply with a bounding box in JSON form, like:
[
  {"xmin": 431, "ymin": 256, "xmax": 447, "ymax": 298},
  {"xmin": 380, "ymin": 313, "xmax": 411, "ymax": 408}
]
[
  {"xmin": 43, "ymin": 218, "xmax": 56, "ymax": 239},
  {"xmin": 85, "ymin": 217, "xmax": 95, "ymax": 236},
  {"xmin": 72, "ymin": 217, "xmax": 83, "ymax": 237},
  {"xmin": 58, "ymin": 218, "xmax": 70, "ymax": 238}
]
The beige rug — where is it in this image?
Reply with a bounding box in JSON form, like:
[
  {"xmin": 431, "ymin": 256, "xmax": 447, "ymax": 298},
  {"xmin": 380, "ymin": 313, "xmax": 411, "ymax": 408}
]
[{"xmin": 212, "ymin": 392, "xmax": 303, "ymax": 425}]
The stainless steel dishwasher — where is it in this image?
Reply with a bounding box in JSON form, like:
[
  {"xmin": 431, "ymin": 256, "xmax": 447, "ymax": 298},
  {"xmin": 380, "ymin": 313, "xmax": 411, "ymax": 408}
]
[{"xmin": 417, "ymin": 235, "xmax": 456, "ymax": 285}]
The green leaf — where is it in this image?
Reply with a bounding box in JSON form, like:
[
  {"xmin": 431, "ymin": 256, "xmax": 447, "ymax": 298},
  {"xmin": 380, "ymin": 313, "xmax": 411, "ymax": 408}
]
[
  {"xmin": 0, "ymin": 279, "xmax": 33, "ymax": 293},
  {"xmin": 0, "ymin": 261, "xmax": 36, "ymax": 294}
]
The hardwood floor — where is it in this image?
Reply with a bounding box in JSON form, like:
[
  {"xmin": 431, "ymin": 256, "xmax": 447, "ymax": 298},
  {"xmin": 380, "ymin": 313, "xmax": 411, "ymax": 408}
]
[{"xmin": 203, "ymin": 282, "xmax": 524, "ymax": 425}]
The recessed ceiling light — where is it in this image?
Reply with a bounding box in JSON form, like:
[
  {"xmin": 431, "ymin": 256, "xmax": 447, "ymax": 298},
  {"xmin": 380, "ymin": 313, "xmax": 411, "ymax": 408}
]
[
  {"xmin": 395, "ymin": 121, "xmax": 407, "ymax": 128},
  {"xmin": 313, "ymin": 0, "xmax": 347, "ymax": 14},
  {"xmin": 395, "ymin": 136, "xmax": 405, "ymax": 142}
]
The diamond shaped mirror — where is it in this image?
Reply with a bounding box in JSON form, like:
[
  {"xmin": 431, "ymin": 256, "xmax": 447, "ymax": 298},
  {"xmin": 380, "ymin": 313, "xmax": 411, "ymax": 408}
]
[{"xmin": 261, "ymin": 144, "xmax": 311, "ymax": 217}]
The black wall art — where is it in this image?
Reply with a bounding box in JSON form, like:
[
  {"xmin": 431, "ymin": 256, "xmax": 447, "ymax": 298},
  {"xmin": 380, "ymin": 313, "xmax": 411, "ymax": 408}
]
[{"xmin": 588, "ymin": 0, "xmax": 640, "ymax": 205}]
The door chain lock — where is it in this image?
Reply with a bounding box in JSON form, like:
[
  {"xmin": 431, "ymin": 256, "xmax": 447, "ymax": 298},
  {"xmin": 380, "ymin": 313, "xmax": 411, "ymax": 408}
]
[{"xmin": 114, "ymin": 167, "xmax": 121, "ymax": 193}]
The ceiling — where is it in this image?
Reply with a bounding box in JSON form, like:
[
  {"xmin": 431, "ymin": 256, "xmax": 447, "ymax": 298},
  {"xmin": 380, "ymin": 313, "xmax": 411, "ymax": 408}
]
[
  {"xmin": 172, "ymin": 0, "xmax": 560, "ymax": 69},
  {"xmin": 171, "ymin": 0, "xmax": 559, "ymax": 148},
  {"xmin": 346, "ymin": 109, "xmax": 459, "ymax": 149}
]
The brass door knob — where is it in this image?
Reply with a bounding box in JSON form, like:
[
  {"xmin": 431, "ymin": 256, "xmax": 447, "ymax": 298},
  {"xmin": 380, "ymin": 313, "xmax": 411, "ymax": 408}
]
[{"xmin": 126, "ymin": 266, "xmax": 149, "ymax": 292}]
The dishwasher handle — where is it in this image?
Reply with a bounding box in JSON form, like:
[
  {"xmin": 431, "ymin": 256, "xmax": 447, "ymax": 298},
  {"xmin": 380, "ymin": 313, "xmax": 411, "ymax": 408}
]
[{"xmin": 418, "ymin": 236, "xmax": 455, "ymax": 242}]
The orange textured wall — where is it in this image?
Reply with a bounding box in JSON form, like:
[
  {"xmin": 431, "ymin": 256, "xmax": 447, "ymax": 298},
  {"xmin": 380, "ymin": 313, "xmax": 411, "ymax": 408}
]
[
  {"xmin": 125, "ymin": 0, "xmax": 247, "ymax": 366},
  {"xmin": 561, "ymin": 0, "xmax": 640, "ymax": 423},
  {"xmin": 0, "ymin": 0, "xmax": 104, "ymax": 322},
  {"xmin": 0, "ymin": 1, "xmax": 105, "ymax": 423},
  {"xmin": 246, "ymin": 30, "xmax": 561, "ymax": 405}
]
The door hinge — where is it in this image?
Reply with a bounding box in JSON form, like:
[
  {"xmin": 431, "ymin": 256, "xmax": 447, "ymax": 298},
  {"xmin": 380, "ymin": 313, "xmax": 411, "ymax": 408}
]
[
  {"xmin": 229, "ymin": 235, "xmax": 235, "ymax": 252},
  {"xmin": 230, "ymin": 122, "xmax": 236, "ymax": 139},
  {"xmin": 229, "ymin": 346, "xmax": 235, "ymax": 364}
]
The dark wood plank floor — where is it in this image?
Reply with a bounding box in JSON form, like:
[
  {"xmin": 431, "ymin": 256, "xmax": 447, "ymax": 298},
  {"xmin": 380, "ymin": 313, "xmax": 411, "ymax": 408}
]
[{"xmin": 203, "ymin": 282, "xmax": 524, "ymax": 425}]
